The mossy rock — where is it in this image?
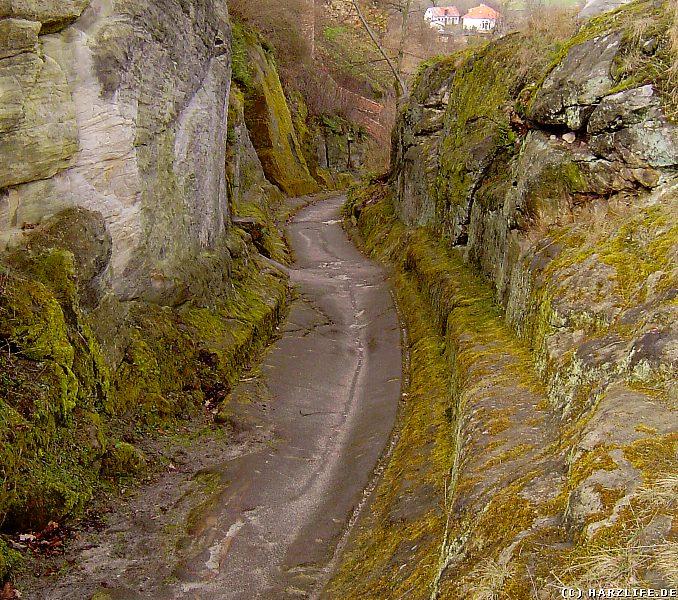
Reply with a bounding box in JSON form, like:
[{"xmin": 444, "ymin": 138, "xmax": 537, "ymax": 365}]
[
  {"xmin": 240, "ymin": 27, "xmax": 318, "ymax": 197},
  {"xmin": 0, "ymin": 192, "xmax": 290, "ymax": 580},
  {"xmin": 0, "ymin": 538, "xmax": 22, "ymax": 582},
  {"xmin": 528, "ymin": 0, "xmax": 677, "ymax": 123},
  {"xmin": 101, "ymin": 442, "xmax": 146, "ymax": 477},
  {"xmin": 428, "ymin": 33, "xmax": 558, "ymax": 241},
  {"xmin": 0, "ymin": 273, "xmax": 74, "ymax": 367}
]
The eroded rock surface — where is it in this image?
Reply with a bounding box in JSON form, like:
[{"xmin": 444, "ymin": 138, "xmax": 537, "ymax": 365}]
[
  {"xmin": 335, "ymin": 1, "xmax": 678, "ymax": 596},
  {"xmin": 1, "ymin": 0, "xmax": 232, "ymax": 304}
]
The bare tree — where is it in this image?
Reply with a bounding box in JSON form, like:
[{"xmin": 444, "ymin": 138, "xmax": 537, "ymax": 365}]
[
  {"xmin": 395, "ymin": 0, "xmax": 414, "ymax": 78},
  {"xmin": 350, "ymin": 0, "xmax": 410, "ymax": 98}
]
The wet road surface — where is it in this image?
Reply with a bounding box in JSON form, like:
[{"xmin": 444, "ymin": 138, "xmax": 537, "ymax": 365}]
[
  {"xmin": 172, "ymin": 193, "xmax": 402, "ymax": 598},
  {"xmin": 23, "ymin": 193, "xmax": 401, "ymax": 600}
]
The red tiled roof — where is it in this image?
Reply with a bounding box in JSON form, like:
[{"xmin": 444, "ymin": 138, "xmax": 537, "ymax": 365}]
[
  {"xmin": 429, "ymin": 6, "xmax": 461, "ymax": 17},
  {"xmin": 462, "ymin": 4, "xmax": 498, "ymax": 19}
]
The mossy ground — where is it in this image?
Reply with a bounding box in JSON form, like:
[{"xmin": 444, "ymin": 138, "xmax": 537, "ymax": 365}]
[
  {"xmin": 325, "ymin": 265, "xmax": 455, "ymax": 600},
  {"xmin": 0, "ymin": 213, "xmax": 291, "ymax": 583}
]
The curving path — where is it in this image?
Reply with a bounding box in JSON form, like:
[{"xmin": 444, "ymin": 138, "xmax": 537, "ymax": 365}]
[
  {"xmin": 23, "ymin": 193, "xmax": 401, "ymax": 600},
  {"xmin": 171, "ymin": 194, "xmax": 401, "ymax": 598},
  {"xmin": 172, "ymin": 193, "xmax": 402, "ymax": 598}
]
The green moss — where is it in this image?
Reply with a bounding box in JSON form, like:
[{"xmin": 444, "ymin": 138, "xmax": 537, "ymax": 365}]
[
  {"xmin": 0, "ymin": 275, "xmax": 74, "ymax": 367},
  {"xmin": 0, "ymin": 215, "xmax": 289, "ymax": 581},
  {"xmin": 326, "ymin": 269, "xmax": 454, "ymax": 599},
  {"xmin": 332, "ymin": 188, "xmax": 559, "ymax": 597},
  {"xmin": 427, "ymin": 32, "xmax": 567, "ymax": 232},
  {"xmin": 231, "ymin": 21, "xmax": 253, "ymax": 89},
  {"xmin": 232, "ymin": 201, "xmax": 289, "ymax": 264},
  {"xmin": 101, "ymin": 442, "xmax": 146, "ymax": 477},
  {"xmin": 624, "ymin": 432, "xmax": 678, "ymax": 480},
  {"xmin": 0, "ymin": 538, "xmax": 22, "ymax": 582},
  {"xmin": 482, "ymin": 443, "xmax": 534, "ymax": 469},
  {"xmin": 411, "ymin": 54, "xmax": 461, "ymax": 93},
  {"xmin": 240, "ymin": 31, "xmax": 318, "ymax": 196},
  {"xmin": 597, "ymin": 205, "xmax": 678, "ymax": 305},
  {"xmin": 478, "ymin": 479, "xmax": 538, "ymax": 550}
]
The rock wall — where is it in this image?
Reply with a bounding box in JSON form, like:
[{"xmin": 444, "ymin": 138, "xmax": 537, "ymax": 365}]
[
  {"xmin": 226, "ymin": 84, "xmax": 291, "ymax": 262},
  {"xmin": 0, "ymin": 0, "xmax": 305, "ymax": 570},
  {"xmin": 339, "ymin": 1, "xmax": 677, "ymax": 595},
  {"xmin": 233, "ymin": 24, "xmax": 319, "ymax": 198},
  {"xmin": 0, "ymin": 0, "xmax": 232, "ymax": 304},
  {"xmin": 392, "ymin": 3, "xmax": 677, "ymax": 422}
]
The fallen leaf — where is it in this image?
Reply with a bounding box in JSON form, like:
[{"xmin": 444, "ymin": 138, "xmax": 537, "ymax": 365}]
[{"xmin": 1, "ymin": 581, "xmax": 19, "ymax": 599}]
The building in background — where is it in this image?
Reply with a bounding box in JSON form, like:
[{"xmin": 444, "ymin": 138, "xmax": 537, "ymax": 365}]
[
  {"xmin": 424, "ymin": 6, "xmax": 461, "ymax": 30},
  {"xmin": 461, "ymin": 3, "xmax": 499, "ymax": 31}
]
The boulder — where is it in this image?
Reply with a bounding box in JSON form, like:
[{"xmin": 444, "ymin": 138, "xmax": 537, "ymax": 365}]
[
  {"xmin": 588, "ymin": 85, "xmax": 678, "ymax": 169},
  {"xmin": 0, "ymin": 0, "xmax": 90, "ymax": 33},
  {"xmin": 528, "ymin": 32, "xmax": 622, "ymax": 130}
]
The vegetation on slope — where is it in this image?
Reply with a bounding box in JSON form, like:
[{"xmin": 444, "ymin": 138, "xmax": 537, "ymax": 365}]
[
  {"xmin": 337, "ymin": 182, "xmax": 677, "ymax": 597},
  {"xmin": 0, "ymin": 207, "xmax": 290, "ymax": 581}
]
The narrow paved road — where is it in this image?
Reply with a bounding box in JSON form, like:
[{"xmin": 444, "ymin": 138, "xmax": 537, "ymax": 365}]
[
  {"xmin": 173, "ymin": 194, "xmax": 402, "ymax": 598},
  {"xmin": 21, "ymin": 193, "xmax": 401, "ymax": 600}
]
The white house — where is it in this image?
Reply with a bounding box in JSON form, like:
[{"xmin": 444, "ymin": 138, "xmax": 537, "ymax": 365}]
[
  {"xmin": 424, "ymin": 6, "xmax": 461, "ymax": 30},
  {"xmin": 461, "ymin": 4, "xmax": 499, "ymax": 31}
]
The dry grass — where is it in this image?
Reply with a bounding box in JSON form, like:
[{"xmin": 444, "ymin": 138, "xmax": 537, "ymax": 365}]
[
  {"xmin": 506, "ymin": 6, "xmax": 579, "ymax": 86},
  {"xmin": 635, "ymin": 474, "xmax": 678, "ymax": 511},
  {"xmin": 553, "ymin": 475, "xmax": 678, "ymax": 590},
  {"xmin": 562, "ymin": 544, "xmax": 656, "ymax": 589},
  {"xmin": 655, "ymin": 541, "xmax": 678, "ymax": 587},
  {"xmin": 469, "ymin": 558, "xmax": 517, "ymax": 600},
  {"xmin": 522, "ymin": 5, "xmax": 579, "ymax": 42}
]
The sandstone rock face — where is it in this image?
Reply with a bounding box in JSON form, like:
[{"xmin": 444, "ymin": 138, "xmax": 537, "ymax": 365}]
[
  {"xmin": 226, "ymin": 85, "xmax": 290, "ymax": 262},
  {"xmin": 0, "ymin": 19, "xmax": 78, "ymax": 192},
  {"xmin": 0, "ymin": 0, "xmax": 90, "ymax": 32},
  {"xmin": 0, "ymin": 0, "xmax": 232, "ymax": 305},
  {"xmin": 315, "ymin": 131, "xmax": 367, "ymax": 174},
  {"xmin": 241, "ymin": 32, "xmax": 318, "ymax": 198}
]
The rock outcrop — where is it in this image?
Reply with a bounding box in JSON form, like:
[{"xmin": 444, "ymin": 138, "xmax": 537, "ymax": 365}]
[
  {"xmin": 233, "ymin": 25, "xmax": 319, "ymax": 198},
  {"xmin": 1, "ymin": 0, "xmax": 233, "ymax": 305},
  {"xmin": 0, "ymin": 0, "xmax": 323, "ymax": 571},
  {"xmin": 336, "ymin": 1, "xmax": 678, "ymax": 596}
]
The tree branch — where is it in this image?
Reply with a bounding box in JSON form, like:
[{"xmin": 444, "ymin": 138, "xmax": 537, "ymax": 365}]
[{"xmin": 350, "ymin": 0, "xmax": 409, "ymax": 98}]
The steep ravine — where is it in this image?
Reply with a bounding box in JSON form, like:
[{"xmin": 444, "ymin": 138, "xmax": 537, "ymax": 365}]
[
  {"xmin": 14, "ymin": 193, "xmax": 402, "ymax": 600},
  {"xmin": 0, "ymin": 0, "xmax": 368, "ymax": 586},
  {"xmin": 332, "ymin": 2, "xmax": 677, "ymax": 598},
  {"xmin": 1, "ymin": 0, "xmax": 676, "ymax": 598}
]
